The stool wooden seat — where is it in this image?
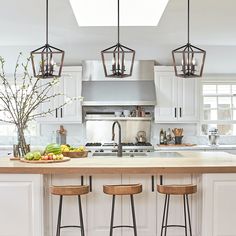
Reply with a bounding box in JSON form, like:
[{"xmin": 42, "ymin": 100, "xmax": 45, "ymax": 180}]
[
  {"xmin": 103, "ymin": 184, "xmax": 142, "ymax": 195},
  {"xmin": 157, "ymin": 184, "xmax": 197, "ymax": 195},
  {"xmin": 103, "ymin": 184, "xmax": 142, "ymax": 236},
  {"xmin": 51, "ymin": 185, "xmax": 89, "ymax": 236},
  {"xmin": 157, "ymin": 184, "xmax": 197, "ymax": 236},
  {"xmin": 51, "ymin": 185, "xmax": 89, "ymax": 196}
]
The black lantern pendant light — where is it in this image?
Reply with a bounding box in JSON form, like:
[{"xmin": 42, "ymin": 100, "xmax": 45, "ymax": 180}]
[
  {"xmin": 101, "ymin": 0, "xmax": 135, "ymax": 78},
  {"xmin": 172, "ymin": 0, "xmax": 206, "ymax": 78},
  {"xmin": 31, "ymin": 0, "xmax": 65, "ymax": 78}
]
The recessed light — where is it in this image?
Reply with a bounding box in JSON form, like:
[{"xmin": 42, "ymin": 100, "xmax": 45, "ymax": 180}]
[{"xmin": 69, "ymin": 0, "xmax": 169, "ymax": 26}]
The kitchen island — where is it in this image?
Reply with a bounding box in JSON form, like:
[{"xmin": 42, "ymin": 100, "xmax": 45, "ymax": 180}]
[{"xmin": 1, "ymin": 151, "xmax": 236, "ymax": 236}]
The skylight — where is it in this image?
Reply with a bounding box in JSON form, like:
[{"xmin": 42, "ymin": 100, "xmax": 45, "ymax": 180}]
[{"xmin": 69, "ymin": 0, "xmax": 169, "ymax": 27}]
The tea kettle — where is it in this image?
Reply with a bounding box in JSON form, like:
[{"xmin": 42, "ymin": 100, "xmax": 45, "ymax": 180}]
[{"xmin": 136, "ymin": 131, "xmax": 147, "ymax": 143}]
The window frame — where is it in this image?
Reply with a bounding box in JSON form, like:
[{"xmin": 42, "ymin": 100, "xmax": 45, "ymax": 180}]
[{"xmin": 200, "ymin": 76, "xmax": 236, "ymax": 135}]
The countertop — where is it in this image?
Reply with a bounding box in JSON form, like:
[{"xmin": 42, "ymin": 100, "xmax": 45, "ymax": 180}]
[
  {"xmin": 1, "ymin": 151, "xmax": 236, "ymax": 174},
  {"xmin": 155, "ymin": 144, "xmax": 236, "ymax": 151}
]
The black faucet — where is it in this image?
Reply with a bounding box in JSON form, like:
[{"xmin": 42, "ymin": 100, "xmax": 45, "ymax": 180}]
[{"xmin": 112, "ymin": 121, "xmax": 122, "ymax": 157}]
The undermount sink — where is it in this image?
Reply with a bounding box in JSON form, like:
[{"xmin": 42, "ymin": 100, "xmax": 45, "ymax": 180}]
[
  {"xmin": 92, "ymin": 152, "xmax": 147, "ymax": 157},
  {"xmin": 151, "ymin": 152, "xmax": 183, "ymax": 158},
  {"xmin": 92, "ymin": 152, "xmax": 183, "ymax": 158}
]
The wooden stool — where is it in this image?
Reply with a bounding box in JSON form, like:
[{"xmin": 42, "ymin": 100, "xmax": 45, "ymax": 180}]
[
  {"xmin": 51, "ymin": 185, "xmax": 89, "ymax": 236},
  {"xmin": 103, "ymin": 184, "xmax": 142, "ymax": 236},
  {"xmin": 157, "ymin": 184, "xmax": 197, "ymax": 236}
]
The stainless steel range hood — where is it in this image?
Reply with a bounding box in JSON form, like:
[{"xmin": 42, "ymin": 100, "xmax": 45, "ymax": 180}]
[{"xmin": 82, "ymin": 60, "xmax": 156, "ymax": 106}]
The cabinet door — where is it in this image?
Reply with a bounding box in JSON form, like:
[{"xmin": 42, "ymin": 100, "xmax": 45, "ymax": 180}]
[
  {"xmin": 37, "ymin": 66, "xmax": 82, "ymax": 123},
  {"xmin": 122, "ymin": 174, "xmax": 157, "ymax": 236},
  {"xmin": 59, "ymin": 70, "xmax": 82, "ymax": 123},
  {"xmin": 156, "ymin": 174, "xmax": 200, "ymax": 236},
  {"xmin": 177, "ymin": 78, "xmax": 199, "ymax": 122},
  {"xmin": 37, "ymin": 79, "xmax": 60, "ymax": 122},
  {"xmin": 154, "ymin": 71, "xmax": 178, "ymax": 122},
  {"xmin": 86, "ymin": 174, "xmax": 122, "ymax": 236},
  {"xmin": 0, "ymin": 174, "xmax": 43, "ymax": 236},
  {"xmin": 202, "ymin": 174, "xmax": 236, "ymax": 236}
]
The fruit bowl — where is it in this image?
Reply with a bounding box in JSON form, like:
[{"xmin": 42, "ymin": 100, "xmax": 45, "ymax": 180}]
[{"xmin": 62, "ymin": 151, "xmax": 88, "ymax": 158}]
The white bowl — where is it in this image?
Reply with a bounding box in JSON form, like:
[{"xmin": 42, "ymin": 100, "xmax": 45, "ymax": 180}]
[
  {"xmin": 115, "ymin": 111, "xmax": 122, "ymax": 117},
  {"xmin": 123, "ymin": 110, "xmax": 130, "ymax": 117}
]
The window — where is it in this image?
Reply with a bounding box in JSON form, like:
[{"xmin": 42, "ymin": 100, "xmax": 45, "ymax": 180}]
[{"xmin": 201, "ymin": 82, "xmax": 236, "ymax": 135}]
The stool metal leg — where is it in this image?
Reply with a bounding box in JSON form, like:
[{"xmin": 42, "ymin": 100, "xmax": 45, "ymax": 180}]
[
  {"xmin": 56, "ymin": 195, "xmax": 63, "ymax": 236},
  {"xmin": 130, "ymin": 194, "xmax": 138, "ymax": 236},
  {"xmin": 186, "ymin": 195, "xmax": 193, "ymax": 236},
  {"xmin": 109, "ymin": 195, "xmax": 116, "ymax": 236},
  {"xmin": 160, "ymin": 194, "xmax": 168, "ymax": 236},
  {"xmin": 183, "ymin": 195, "xmax": 188, "ymax": 236},
  {"xmin": 78, "ymin": 195, "xmax": 85, "ymax": 236},
  {"xmin": 164, "ymin": 194, "xmax": 170, "ymax": 236}
]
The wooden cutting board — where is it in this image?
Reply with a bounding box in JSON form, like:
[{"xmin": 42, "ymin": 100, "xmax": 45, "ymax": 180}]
[
  {"xmin": 158, "ymin": 144, "xmax": 197, "ymax": 147},
  {"xmin": 19, "ymin": 157, "xmax": 71, "ymax": 164}
]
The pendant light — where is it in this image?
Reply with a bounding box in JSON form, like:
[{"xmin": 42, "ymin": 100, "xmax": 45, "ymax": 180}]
[
  {"xmin": 172, "ymin": 0, "xmax": 206, "ymax": 78},
  {"xmin": 101, "ymin": 0, "xmax": 135, "ymax": 78},
  {"xmin": 31, "ymin": 0, "xmax": 65, "ymax": 78}
]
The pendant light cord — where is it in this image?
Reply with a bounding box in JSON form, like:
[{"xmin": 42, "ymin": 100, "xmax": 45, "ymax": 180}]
[
  {"xmin": 187, "ymin": 0, "xmax": 190, "ymax": 44},
  {"xmin": 118, "ymin": 0, "xmax": 120, "ymax": 45},
  {"xmin": 46, "ymin": 0, "xmax": 49, "ymax": 45}
]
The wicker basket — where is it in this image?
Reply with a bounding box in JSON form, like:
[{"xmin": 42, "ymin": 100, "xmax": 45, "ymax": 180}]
[{"xmin": 62, "ymin": 151, "xmax": 88, "ymax": 158}]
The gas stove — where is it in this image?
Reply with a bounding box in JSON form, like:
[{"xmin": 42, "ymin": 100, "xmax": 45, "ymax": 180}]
[{"xmin": 85, "ymin": 142, "xmax": 154, "ymax": 153}]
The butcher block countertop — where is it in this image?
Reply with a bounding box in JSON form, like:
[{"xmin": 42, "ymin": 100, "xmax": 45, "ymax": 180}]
[{"xmin": 1, "ymin": 151, "xmax": 236, "ymax": 174}]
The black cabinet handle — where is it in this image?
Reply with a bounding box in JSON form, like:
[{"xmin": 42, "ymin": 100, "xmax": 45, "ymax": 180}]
[
  {"xmin": 160, "ymin": 175, "xmax": 163, "ymax": 185},
  {"xmin": 180, "ymin": 107, "xmax": 182, "ymax": 118},
  {"xmin": 56, "ymin": 108, "xmax": 58, "ymax": 118},
  {"xmin": 89, "ymin": 176, "xmax": 92, "ymax": 192},
  {"xmin": 151, "ymin": 175, "xmax": 155, "ymax": 192},
  {"xmin": 174, "ymin": 108, "xmax": 177, "ymax": 118},
  {"xmin": 81, "ymin": 176, "xmax": 84, "ymax": 185},
  {"xmin": 60, "ymin": 108, "xmax": 63, "ymax": 118}
]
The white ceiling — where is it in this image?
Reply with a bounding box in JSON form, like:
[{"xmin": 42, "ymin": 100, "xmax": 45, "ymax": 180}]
[{"xmin": 1, "ymin": 0, "xmax": 236, "ymax": 73}]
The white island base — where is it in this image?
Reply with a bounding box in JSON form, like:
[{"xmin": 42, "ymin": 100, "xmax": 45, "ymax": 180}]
[{"xmin": 1, "ymin": 173, "xmax": 236, "ymax": 236}]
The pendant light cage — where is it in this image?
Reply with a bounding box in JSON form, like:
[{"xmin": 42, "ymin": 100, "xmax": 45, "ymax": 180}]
[
  {"xmin": 101, "ymin": 43, "xmax": 135, "ymax": 78},
  {"xmin": 31, "ymin": 44, "xmax": 65, "ymax": 79},
  {"xmin": 172, "ymin": 0, "xmax": 206, "ymax": 78},
  {"xmin": 101, "ymin": 0, "xmax": 135, "ymax": 78},
  {"xmin": 31, "ymin": 0, "xmax": 65, "ymax": 79},
  {"xmin": 172, "ymin": 43, "xmax": 206, "ymax": 78}
]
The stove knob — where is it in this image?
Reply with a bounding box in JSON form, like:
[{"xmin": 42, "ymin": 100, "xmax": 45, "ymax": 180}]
[
  {"xmin": 140, "ymin": 150, "xmax": 143, "ymax": 152},
  {"xmin": 100, "ymin": 149, "xmax": 104, "ymax": 152},
  {"xmin": 134, "ymin": 149, "xmax": 138, "ymax": 153},
  {"xmin": 95, "ymin": 150, "xmax": 99, "ymax": 153},
  {"xmin": 129, "ymin": 150, "xmax": 133, "ymax": 152}
]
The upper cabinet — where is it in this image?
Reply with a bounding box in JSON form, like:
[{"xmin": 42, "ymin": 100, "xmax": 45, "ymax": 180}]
[
  {"xmin": 154, "ymin": 66, "xmax": 199, "ymax": 123},
  {"xmin": 37, "ymin": 66, "xmax": 83, "ymax": 124}
]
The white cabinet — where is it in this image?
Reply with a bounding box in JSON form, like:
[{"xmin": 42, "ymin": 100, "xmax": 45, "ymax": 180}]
[
  {"xmin": 154, "ymin": 66, "xmax": 199, "ymax": 123},
  {"xmin": 0, "ymin": 174, "xmax": 43, "ymax": 236},
  {"xmin": 202, "ymin": 174, "xmax": 236, "ymax": 236},
  {"xmin": 37, "ymin": 66, "xmax": 83, "ymax": 124}
]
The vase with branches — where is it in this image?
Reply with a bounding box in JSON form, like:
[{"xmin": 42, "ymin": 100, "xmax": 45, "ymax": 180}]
[{"xmin": 0, "ymin": 53, "xmax": 74, "ymax": 156}]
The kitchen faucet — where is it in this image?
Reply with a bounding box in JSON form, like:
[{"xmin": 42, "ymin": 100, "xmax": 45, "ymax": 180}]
[{"xmin": 112, "ymin": 121, "xmax": 122, "ymax": 157}]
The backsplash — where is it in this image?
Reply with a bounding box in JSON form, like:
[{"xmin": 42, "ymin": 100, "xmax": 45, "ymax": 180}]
[{"xmin": 0, "ymin": 122, "xmax": 236, "ymax": 147}]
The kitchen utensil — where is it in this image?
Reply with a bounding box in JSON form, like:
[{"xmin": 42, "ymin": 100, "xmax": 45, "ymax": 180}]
[
  {"xmin": 172, "ymin": 128, "xmax": 183, "ymax": 137},
  {"xmin": 136, "ymin": 131, "xmax": 147, "ymax": 143}
]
